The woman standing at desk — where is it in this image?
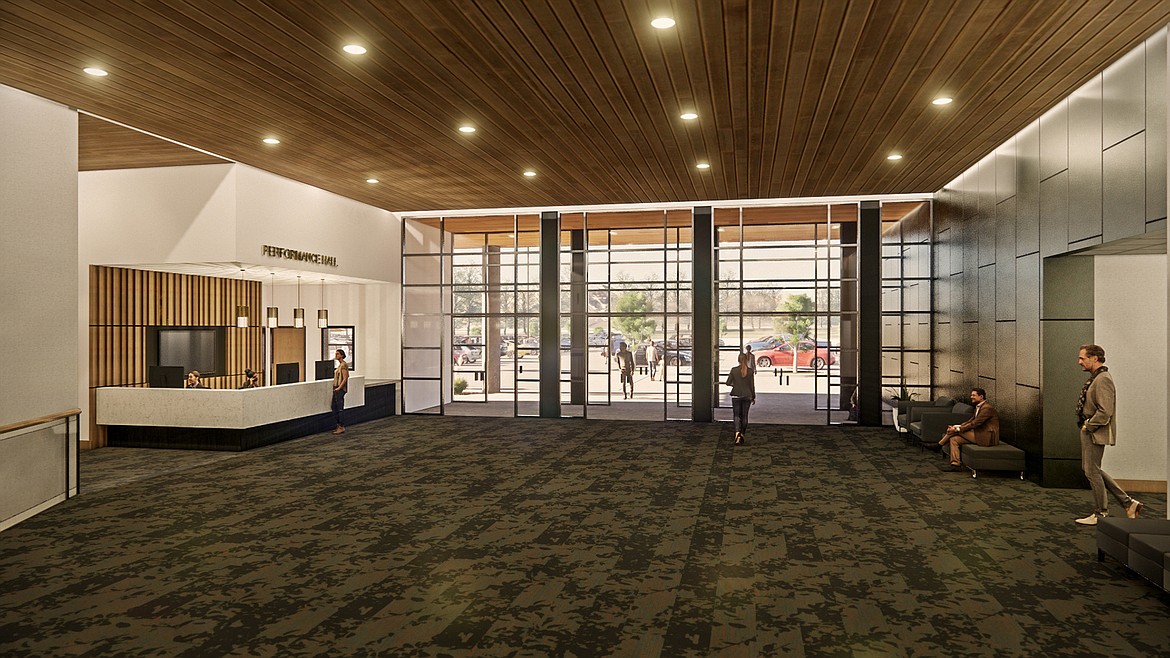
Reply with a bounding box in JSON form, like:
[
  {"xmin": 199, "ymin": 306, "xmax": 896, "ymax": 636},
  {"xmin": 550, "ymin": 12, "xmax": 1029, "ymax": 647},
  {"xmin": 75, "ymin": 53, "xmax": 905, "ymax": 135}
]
[{"xmin": 332, "ymin": 350, "xmax": 349, "ymax": 435}]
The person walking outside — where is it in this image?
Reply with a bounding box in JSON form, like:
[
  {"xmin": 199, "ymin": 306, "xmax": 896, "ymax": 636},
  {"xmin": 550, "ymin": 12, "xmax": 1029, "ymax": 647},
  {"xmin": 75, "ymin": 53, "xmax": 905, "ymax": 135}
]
[
  {"xmin": 725, "ymin": 352, "xmax": 756, "ymax": 445},
  {"xmin": 616, "ymin": 342, "xmax": 635, "ymax": 398},
  {"xmin": 1074, "ymin": 344, "xmax": 1143, "ymax": 525},
  {"xmin": 647, "ymin": 339, "xmax": 660, "ymax": 381},
  {"xmin": 332, "ymin": 349, "xmax": 349, "ymax": 435}
]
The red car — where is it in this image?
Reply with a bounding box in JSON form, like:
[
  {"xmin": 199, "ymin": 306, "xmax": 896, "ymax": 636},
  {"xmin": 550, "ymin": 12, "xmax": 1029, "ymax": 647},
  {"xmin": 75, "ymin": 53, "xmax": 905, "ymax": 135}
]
[{"xmin": 753, "ymin": 341, "xmax": 835, "ymax": 370}]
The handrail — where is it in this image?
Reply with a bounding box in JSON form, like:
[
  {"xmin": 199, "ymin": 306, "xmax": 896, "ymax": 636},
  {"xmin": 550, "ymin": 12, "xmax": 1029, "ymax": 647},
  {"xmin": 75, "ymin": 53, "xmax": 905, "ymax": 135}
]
[{"xmin": 0, "ymin": 408, "xmax": 82, "ymax": 435}]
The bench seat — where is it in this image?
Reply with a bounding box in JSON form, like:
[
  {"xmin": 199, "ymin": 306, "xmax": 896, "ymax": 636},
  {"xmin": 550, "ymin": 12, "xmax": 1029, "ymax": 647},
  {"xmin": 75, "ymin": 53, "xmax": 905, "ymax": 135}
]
[{"xmin": 959, "ymin": 443, "xmax": 1025, "ymax": 479}]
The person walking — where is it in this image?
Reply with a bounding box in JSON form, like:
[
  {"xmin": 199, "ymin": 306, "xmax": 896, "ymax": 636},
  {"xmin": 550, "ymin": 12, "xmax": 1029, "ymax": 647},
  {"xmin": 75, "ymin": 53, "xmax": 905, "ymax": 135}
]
[
  {"xmin": 725, "ymin": 352, "xmax": 756, "ymax": 445},
  {"xmin": 616, "ymin": 342, "xmax": 635, "ymax": 398},
  {"xmin": 1074, "ymin": 344, "xmax": 1142, "ymax": 525},
  {"xmin": 647, "ymin": 339, "xmax": 660, "ymax": 381},
  {"xmin": 332, "ymin": 349, "xmax": 349, "ymax": 435}
]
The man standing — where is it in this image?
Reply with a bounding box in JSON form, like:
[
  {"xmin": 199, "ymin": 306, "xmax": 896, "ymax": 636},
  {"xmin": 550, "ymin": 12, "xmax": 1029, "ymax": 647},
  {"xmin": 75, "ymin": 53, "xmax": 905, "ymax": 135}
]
[
  {"xmin": 647, "ymin": 339, "xmax": 660, "ymax": 381},
  {"xmin": 938, "ymin": 388, "xmax": 1000, "ymax": 472},
  {"xmin": 332, "ymin": 349, "xmax": 349, "ymax": 435},
  {"xmin": 1074, "ymin": 344, "xmax": 1142, "ymax": 525},
  {"xmin": 615, "ymin": 342, "xmax": 635, "ymax": 399}
]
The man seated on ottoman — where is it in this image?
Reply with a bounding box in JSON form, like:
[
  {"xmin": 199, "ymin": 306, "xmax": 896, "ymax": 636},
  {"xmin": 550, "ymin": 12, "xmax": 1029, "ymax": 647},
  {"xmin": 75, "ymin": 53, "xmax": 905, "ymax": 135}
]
[{"xmin": 938, "ymin": 388, "xmax": 1000, "ymax": 472}]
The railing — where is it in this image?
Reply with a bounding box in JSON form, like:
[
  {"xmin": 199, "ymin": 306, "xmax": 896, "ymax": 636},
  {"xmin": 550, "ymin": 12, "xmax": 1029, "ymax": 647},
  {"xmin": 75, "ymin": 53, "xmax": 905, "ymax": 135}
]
[{"xmin": 0, "ymin": 408, "xmax": 82, "ymax": 501}]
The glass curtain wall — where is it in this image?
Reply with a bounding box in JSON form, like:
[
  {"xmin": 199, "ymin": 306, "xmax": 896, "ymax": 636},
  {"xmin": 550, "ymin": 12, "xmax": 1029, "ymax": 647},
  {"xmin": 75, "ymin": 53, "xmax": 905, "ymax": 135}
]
[
  {"xmin": 713, "ymin": 205, "xmax": 858, "ymax": 424},
  {"xmin": 572, "ymin": 210, "xmax": 693, "ymax": 421},
  {"xmin": 881, "ymin": 202, "xmax": 934, "ymax": 401},
  {"xmin": 401, "ymin": 215, "xmax": 540, "ymax": 415}
]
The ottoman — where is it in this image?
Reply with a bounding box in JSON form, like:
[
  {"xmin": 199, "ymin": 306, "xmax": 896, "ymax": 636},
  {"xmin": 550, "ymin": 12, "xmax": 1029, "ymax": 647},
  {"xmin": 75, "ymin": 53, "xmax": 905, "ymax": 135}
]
[
  {"xmin": 1129, "ymin": 534, "xmax": 1170, "ymax": 591},
  {"xmin": 1097, "ymin": 518, "xmax": 1170, "ymax": 567},
  {"xmin": 959, "ymin": 443, "xmax": 1025, "ymax": 479}
]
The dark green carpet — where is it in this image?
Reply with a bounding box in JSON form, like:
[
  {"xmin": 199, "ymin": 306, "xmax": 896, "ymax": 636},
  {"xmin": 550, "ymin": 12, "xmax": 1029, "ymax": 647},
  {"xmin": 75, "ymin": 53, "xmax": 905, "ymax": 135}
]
[{"xmin": 0, "ymin": 417, "xmax": 1167, "ymax": 656}]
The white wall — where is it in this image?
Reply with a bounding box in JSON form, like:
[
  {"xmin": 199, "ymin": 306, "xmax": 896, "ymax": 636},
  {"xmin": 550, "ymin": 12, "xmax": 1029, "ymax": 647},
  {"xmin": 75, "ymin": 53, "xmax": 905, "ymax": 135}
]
[
  {"xmin": 266, "ymin": 281, "xmax": 399, "ymax": 381},
  {"xmin": 0, "ymin": 84, "xmax": 79, "ymax": 530},
  {"xmin": 79, "ymin": 164, "xmax": 238, "ymax": 264},
  {"xmin": 1095, "ymin": 254, "xmax": 1168, "ymax": 484},
  {"xmin": 1, "ymin": 85, "xmax": 78, "ymax": 420},
  {"xmin": 236, "ymin": 166, "xmax": 398, "ymax": 283}
]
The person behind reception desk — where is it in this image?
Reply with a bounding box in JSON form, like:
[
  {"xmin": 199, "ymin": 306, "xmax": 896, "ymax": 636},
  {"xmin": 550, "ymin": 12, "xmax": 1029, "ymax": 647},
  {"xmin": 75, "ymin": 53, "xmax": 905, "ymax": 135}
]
[
  {"xmin": 184, "ymin": 371, "xmax": 207, "ymax": 389},
  {"xmin": 332, "ymin": 349, "xmax": 349, "ymax": 435},
  {"xmin": 238, "ymin": 368, "xmax": 259, "ymax": 389}
]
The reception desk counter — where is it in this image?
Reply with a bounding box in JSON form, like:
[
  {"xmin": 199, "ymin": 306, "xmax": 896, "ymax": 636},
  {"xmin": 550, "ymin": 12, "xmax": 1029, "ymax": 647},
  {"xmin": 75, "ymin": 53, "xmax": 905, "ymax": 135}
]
[{"xmin": 97, "ymin": 377, "xmax": 397, "ymax": 451}]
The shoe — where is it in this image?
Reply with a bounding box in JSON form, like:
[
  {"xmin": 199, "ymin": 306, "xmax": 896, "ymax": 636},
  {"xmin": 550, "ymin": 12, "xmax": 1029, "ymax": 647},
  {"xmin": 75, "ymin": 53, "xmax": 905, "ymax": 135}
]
[
  {"xmin": 734, "ymin": 432, "xmax": 744, "ymax": 445},
  {"xmin": 1126, "ymin": 499, "xmax": 1144, "ymax": 519},
  {"xmin": 1075, "ymin": 512, "xmax": 1106, "ymax": 526},
  {"xmin": 939, "ymin": 463, "xmax": 964, "ymax": 472},
  {"xmin": 332, "ymin": 427, "xmax": 345, "ymax": 435}
]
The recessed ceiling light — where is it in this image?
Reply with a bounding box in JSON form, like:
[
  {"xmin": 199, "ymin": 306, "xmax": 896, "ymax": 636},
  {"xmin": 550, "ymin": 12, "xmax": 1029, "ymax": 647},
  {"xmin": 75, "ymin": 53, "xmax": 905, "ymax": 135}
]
[
  {"xmin": 262, "ymin": 137, "xmax": 280, "ymax": 145},
  {"xmin": 932, "ymin": 97, "xmax": 953, "ymax": 105},
  {"xmin": 887, "ymin": 153, "xmax": 903, "ymax": 161},
  {"xmin": 680, "ymin": 112, "xmax": 699, "ymax": 120},
  {"xmin": 366, "ymin": 178, "xmax": 379, "ymax": 184},
  {"xmin": 523, "ymin": 170, "xmax": 537, "ymax": 177},
  {"xmin": 343, "ymin": 44, "xmax": 367, "ymax": 55},
  {"xmin": 83, "ymin": 67, "xmax": 108, "ymax": 77},
  {"xmin": 458, "ymin": 125, "xmax": 476, "ymax": 133},
  {"xmin": 696, "ymin": 162, "xmax": 710, "ymax": 170},
  {"xmin": 651, "ymin": 17, "xmax": 676, "ymax": 29}
]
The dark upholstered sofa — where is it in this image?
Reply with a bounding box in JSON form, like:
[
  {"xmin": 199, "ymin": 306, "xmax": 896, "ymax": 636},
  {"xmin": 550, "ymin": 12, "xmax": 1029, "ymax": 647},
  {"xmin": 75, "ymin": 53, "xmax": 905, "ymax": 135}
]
[
  {"xmin": 1097, "ymin": 517, "xmax": 1170, "ymax": 593},
  {"xmin": 908, "ymin": 401, "xmax": 974, "ymax": 444},
  {"xmin": 894, "ymin": 398, "xmax": 952, "ymax": 443}
]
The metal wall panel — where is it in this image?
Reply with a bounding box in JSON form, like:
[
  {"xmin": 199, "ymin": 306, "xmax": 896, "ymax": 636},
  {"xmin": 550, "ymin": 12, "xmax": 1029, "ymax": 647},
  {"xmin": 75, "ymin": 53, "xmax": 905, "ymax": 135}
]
[
  {"xmin": 1039, "ymin": 171, "xmax": 1070, "ymax": 258},
  {"xmin": 1102, "ymin": 46, "xmax": 1146, "ymax": 149},
  {"xmin": 1102, "ymin": 133, "xmax": 1147, "ymax": 243},
  {"xmin": 995, "ymin": 198, "xmax": 1017, "ymax": 321},
  {"xmin": 1015, "ymin": 254, "xmax": 1041, "ymax": 388},
  {"xmin": 1067, "ymin": 76, "xmax": 1104, "ymax": 243},
  {"xmin": 1146, "ymin": 29, "xmax": 1168, "ymax": 222},
  {"xmin": 1039, "ymin": 99, "xmax": 1069, "ymax": 180},
  {"xmin": 1016, "ymin": 121, "xmax": 1041, "ymax": 255}
]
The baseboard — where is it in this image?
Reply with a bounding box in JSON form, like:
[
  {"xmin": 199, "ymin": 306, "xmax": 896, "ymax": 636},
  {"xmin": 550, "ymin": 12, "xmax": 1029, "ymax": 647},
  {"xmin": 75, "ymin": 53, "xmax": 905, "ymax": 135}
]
[{"xmin": 1115, "ymin": 479, "xmax": 1167, "ymax": 494}]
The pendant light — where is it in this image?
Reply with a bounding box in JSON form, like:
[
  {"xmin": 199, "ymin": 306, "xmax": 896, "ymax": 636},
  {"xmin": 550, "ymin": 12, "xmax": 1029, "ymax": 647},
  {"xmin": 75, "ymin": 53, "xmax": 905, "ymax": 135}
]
[
  {"xmin": 235, "ymin": 267, "xmax": 249, "ymax": 327},
  {"xmin": 293, "ymin": 275, "xmax": 305, "ymax": 328},
  {"xmin": 317, "ymin": 278, "xmax": 329, "ymax": 328},
  {"xmin": 266, "ymin": 272, "xmax": 278, "ymax": 328}
]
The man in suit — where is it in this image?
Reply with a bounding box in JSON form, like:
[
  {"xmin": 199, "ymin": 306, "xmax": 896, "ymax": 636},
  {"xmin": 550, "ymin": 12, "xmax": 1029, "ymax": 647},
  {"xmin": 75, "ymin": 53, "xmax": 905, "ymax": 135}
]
[
  {"xmin": 1074, "ymin": 344, "xmax": 1143, "ymax": 526},
  {"xmin": 938, "ymin": 388, "xmax": 1000, "ymax": 472}
]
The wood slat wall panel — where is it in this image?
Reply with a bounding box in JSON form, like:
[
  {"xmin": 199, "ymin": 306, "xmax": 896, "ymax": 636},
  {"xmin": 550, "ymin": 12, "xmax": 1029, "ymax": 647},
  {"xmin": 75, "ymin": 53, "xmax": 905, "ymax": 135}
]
[{"xmin": 86, "ymin": 266, "xmax": 263, "ymax": 448}]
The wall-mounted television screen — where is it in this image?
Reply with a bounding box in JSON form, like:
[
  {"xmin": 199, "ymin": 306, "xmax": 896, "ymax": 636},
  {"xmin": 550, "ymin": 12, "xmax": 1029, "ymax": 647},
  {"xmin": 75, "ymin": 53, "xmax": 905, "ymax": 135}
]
[
  {"xmin": 275, "ymin": 362, "xmax": 300, "ymax": 385},
  {"xmin": 148, "ymin": 365, "xmax": 185, "ymax": 389},
  {"xmin": 147, "ymin": 327, "xmax": 225, "ymax": 377},
  {"xmin": 315, "ymin": 359, "xmax": 336, "ymax": 381}
]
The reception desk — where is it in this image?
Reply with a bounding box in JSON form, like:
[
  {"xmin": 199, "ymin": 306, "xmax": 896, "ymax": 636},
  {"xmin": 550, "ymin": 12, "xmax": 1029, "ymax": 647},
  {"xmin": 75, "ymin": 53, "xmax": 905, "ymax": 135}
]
[{"xmin": 97, "ymin": 377, "xmax": 398, "ymax": 451}]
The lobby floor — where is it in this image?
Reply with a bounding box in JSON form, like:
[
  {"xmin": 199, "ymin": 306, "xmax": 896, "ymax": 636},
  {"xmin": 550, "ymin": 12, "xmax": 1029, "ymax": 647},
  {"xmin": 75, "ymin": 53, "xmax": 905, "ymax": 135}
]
[{"xmin": 1, "ymin": 417, "xmax": 1167, "ymax": 656}]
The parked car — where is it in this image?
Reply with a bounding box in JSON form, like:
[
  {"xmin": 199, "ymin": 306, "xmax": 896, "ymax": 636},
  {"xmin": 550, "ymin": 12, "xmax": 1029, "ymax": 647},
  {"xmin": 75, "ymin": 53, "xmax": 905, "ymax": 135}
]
[
  {"xmin": 746, "ymin": 337, "xmax": 781, "ymax": 352},
  {"xmin": 453, "ymin": 345, "xmax": 479, "ymax": 365},
  {"xmin": 500, "ymin": 339, "xmax": 533, "ymax": 358},
  {"xmin": 754, "ymin": 340, "xmax": 835, "ymax": 370}
]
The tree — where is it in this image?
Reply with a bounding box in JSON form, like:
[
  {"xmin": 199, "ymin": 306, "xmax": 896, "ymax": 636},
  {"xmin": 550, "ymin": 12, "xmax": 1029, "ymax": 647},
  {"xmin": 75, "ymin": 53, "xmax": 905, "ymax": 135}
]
[
  {"xmin": 613, "ymin": 291, "xmax": 657, "ymax": 342},
  {"xmin": 773, "ymin": 293, "xmax": 814, "ymax": 340}
]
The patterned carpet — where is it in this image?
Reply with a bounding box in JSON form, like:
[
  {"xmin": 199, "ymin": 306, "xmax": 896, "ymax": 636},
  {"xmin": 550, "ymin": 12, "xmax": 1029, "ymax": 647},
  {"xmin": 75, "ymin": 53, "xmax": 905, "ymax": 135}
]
[{"xmin": 0, "ymin": 417, "xmax": 1167, "ymax": 656}]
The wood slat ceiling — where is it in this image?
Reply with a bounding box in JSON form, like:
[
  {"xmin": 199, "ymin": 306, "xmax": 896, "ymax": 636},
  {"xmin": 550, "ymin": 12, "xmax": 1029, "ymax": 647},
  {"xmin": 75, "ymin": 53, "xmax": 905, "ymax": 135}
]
[{"xmin": 3, "ymin": 1, "xmax": 1167, "ymax": 212}]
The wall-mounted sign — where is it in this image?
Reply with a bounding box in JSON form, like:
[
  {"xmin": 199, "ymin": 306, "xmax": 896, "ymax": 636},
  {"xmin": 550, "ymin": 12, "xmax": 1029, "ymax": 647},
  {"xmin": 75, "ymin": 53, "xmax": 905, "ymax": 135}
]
[{"xmin": 262, "ymin": 245, "xmax": 338, "ymax": 267}]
